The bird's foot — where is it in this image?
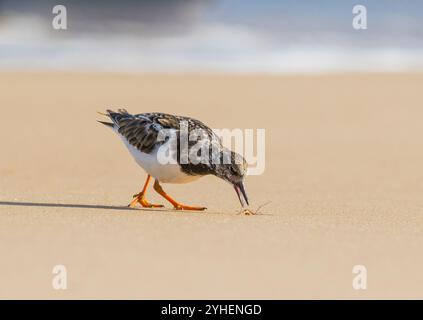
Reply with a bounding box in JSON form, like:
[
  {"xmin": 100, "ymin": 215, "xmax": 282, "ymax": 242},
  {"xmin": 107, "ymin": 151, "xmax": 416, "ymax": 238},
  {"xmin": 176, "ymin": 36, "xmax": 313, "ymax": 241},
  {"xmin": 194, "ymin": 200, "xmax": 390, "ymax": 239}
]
[
  {"xmin": 173, "ymin": 203, "xmax": 207, "ymax": 211},
  {"xmin": 152, "ymin": 180, "xmax": 206, "ymax": 211},
  {"xmin": 128, "ymin": 193, "xmax": 164, "ymax": 208}
]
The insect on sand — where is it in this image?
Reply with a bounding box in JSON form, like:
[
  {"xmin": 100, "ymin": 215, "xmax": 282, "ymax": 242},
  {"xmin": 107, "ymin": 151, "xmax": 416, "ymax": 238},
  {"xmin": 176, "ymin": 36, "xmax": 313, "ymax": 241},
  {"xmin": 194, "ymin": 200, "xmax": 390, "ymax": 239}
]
[{"xmin": 238, "ymin": 201, "xmax": 271, "ymax": 215}]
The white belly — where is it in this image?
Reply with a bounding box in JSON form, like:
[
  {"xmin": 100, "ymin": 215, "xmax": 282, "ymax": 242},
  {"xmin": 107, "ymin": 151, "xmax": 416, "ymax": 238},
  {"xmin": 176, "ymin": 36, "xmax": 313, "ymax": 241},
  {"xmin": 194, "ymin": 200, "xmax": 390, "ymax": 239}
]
[{"xmin": 120, "ymin": 135, "xmax": 201, "ymax": 184}]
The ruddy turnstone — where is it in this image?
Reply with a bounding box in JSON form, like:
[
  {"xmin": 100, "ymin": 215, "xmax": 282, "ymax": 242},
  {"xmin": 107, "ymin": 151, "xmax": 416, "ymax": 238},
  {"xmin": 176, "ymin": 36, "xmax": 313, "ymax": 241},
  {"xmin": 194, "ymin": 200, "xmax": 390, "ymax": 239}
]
[{"xmin": 98, "ymin": 109, "xmax": 249, "ymax": 211}]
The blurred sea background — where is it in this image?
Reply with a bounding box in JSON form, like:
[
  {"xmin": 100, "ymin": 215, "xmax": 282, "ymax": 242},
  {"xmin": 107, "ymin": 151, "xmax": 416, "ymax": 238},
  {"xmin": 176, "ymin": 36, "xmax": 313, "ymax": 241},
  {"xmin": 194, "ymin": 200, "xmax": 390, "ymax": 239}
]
[{"xmin": 0, "ymin": 0, "xmax": 422, "ymax": 73}]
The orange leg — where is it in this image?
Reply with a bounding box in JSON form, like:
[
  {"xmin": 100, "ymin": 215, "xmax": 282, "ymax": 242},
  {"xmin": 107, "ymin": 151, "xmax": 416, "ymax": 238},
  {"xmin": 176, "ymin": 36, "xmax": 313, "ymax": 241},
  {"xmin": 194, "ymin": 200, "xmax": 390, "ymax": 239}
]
[
  {"xmin": 153, "ymin": 180, "xmax": 207, "ymax": 211},
  {"xmin": 128, "ymin": 175, "xmax": 164, "ymax": 208}
]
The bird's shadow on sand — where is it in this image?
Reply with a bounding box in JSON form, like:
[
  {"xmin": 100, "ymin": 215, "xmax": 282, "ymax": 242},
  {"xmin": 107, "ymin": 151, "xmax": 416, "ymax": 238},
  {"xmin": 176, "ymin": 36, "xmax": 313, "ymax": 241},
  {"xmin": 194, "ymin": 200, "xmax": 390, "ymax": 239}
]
[
  {"xmin": 0, "ymin": 201, "xmax": 271, "ymax": 215},
  {"xmin": 0, "ymin": 201, "xmax": 163, "ymax": 212},
  {"xmin": 0, "ymin": 201, "xmax": 217, "ymax": 214}
]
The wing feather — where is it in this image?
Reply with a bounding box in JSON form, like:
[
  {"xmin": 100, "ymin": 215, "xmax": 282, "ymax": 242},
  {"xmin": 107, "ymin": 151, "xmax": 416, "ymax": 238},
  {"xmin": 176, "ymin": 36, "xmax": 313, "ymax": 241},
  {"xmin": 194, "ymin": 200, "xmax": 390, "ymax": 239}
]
[{"xmin": 104, "ymin": 110, "xmax": 223, "ymax": 168}]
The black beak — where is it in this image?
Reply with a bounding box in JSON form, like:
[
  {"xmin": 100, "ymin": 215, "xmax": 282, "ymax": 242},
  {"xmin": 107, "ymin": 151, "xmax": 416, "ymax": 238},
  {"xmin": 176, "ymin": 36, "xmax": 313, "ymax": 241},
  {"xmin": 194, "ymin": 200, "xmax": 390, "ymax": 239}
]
[{"xmin": 234, "ymin": 182, "xmax": 249, "ymax": 207}]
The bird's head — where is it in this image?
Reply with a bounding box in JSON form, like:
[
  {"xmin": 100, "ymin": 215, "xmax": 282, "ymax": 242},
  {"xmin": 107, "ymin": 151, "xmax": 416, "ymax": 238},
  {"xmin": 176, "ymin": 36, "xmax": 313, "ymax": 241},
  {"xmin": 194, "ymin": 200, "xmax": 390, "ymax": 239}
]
[{"xmin": 214, "ymin": 150, "xmax": 249, "ymax": 207}]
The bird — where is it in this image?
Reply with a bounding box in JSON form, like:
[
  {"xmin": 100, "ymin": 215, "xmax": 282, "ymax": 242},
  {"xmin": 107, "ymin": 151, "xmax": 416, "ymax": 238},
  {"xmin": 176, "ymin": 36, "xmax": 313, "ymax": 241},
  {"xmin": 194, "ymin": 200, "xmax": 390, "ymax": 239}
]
[{"xmin": 98, "ymin": 109, "xmax": 249, "ymax": 211}]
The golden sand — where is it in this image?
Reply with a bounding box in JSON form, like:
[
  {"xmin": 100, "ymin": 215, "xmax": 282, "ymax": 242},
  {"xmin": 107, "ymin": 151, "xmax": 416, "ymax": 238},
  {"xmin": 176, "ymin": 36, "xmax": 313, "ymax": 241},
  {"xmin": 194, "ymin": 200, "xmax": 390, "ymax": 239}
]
[{"xmin": 1, "ymin": 72, "xmax": 423, "ymax": 298}]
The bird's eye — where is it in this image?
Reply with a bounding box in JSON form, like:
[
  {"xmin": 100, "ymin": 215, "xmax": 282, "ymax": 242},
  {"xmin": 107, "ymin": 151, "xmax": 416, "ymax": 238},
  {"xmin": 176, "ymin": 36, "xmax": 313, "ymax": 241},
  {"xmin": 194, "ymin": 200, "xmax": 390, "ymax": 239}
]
[{"xmin": 230, "ymin": 166, "xmax": 237, "ymax": 175}]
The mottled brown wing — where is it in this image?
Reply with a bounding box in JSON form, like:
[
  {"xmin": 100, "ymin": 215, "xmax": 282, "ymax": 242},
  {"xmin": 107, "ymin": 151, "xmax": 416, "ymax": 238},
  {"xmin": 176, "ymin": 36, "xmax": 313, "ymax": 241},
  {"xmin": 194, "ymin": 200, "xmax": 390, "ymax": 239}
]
[
  {"xmin": 149, "ymin": 113, "xmax": 181, "ymax": 129},
  {"xmin": 107, "ymin": 110, "xmax": 173, "ymax": 154}
]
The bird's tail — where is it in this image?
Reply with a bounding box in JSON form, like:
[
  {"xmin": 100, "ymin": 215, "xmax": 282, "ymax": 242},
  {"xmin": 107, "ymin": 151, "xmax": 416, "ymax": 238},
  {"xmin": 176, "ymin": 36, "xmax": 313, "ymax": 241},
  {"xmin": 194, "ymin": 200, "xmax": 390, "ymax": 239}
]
[
  {"xmin": 97, "ymin": 120, "xmax": 115, "ymax": 128},
  {"xmin": 97, "ymin": 108, "xmax": 130, "ymax": 129}
]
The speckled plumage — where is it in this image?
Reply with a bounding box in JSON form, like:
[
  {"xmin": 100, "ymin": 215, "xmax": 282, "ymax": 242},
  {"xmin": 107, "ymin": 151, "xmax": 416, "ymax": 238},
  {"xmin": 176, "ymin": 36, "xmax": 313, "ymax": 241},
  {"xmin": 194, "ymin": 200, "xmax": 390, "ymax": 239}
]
[
  {"xmin": 104, "ymin": 108, "xmax": 225, "ymax": 177},
  {"xmin": 99, "ymin": 109, "xmax": 249, "ymax": 207}
]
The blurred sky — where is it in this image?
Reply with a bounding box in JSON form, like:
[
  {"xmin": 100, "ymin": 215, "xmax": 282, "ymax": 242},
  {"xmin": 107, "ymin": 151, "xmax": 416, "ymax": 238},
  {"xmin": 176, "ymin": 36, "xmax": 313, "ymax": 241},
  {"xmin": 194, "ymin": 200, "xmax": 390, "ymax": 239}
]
[{"xmin": 0, "ymin": 0, "xmax": 423, "ymax": 73}]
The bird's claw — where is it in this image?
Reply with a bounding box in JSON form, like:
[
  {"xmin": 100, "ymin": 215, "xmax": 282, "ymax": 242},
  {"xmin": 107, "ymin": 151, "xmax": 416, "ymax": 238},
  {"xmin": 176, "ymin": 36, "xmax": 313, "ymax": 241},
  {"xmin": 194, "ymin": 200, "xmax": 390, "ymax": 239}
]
[
  {"xmin": 128, "ymin": 194, "xmax": 164, "ymax": 208},
  {"xmin": 173, "ymin": 204, "xmax": 207, "ymax": 211}
]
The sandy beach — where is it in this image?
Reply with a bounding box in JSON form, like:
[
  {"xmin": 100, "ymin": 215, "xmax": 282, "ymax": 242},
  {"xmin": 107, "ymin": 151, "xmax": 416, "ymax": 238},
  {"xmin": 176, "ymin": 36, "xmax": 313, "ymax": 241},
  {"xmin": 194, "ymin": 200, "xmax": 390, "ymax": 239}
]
[{"xmin": 1, "ymin": 72, "xmax": 423, "ymax": 299}]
